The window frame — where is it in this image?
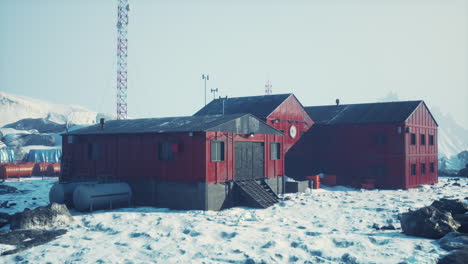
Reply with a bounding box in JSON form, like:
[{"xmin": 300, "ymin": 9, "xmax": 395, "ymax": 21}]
[
  {"xmin": 270, "ymin": 142, "xmax": 281, "ymax": 160},
  {"xmin": 411, "ymin": 164, "xmax": 417, "ymax": 176},
  {"xmin": 211, "ymin": 140, "xmax": 225, "ymax": 162},
  {"xmin": 429, "ymin": 135, "xmax": 434, "ymax": 146},
  {"xmin": 421, "ymin": 163, "xmax": 426, "ymax": 175},
  {"xmin": 374, "ymin": 132, "xmax": 388, "ymax": 145},
  {"xmin": 410, "ymin": 133, "xmax": 416, "ymax": 145},
  {"xmin": 159, "ymin": 141, "xmax": 175, "ymax": 161},
  {"xmin": 420, "ymin": 134, "xmax": 426, "ymax": 145},
  {"xmin": 430, "ymin": 162, "xmax": 435, "ymax": 173},
  {"xmin": 88, "ymin": 142, "xmax": 100, "ymax": 161}
]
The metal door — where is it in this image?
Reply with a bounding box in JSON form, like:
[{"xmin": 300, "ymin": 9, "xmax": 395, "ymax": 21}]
[{"xmin": 235, "ymin": 142, "xmax": 264, "ymax": 181}]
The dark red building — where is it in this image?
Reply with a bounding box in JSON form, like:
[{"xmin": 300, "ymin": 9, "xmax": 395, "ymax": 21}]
[
  {"xmin": 287, "ymin": 101, "xmax": 438, "ymax": 189},
  {"xmin": 61, "ymin": 113, "xmax": 284, "ymax": 210},
  {"xmin": 194, "ymin": 94, "xmax": 314, "ymax": 152}
]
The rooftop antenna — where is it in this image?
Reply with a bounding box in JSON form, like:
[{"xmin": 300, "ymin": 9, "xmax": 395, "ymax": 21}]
[
  {"xmin": 210, "ymin": 88, "xmax": 218, "ymax": 101},
  {"xmin": 265, "ymin": 79, "xmax": 272, "ymax": 95},
  {"xmin": 221, "ymin": 96, "xmax": 227, "ymax": 115},
  {"xmin": 116, "ymin": 0, "xmax": 130, "ymax": 120},
  {"xmin": 202, "ymin": 74, "xmax": 209, "ymax": 105}
]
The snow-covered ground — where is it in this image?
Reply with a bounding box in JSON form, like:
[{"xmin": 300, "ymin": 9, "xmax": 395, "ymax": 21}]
[{"xmin": 1, "ymin": 177, "xmax": 467, "ymax": 264}]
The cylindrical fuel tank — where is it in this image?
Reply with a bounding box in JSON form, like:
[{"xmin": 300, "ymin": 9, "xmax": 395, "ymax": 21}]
[
  {"xmin": 46, "ymin": 163, "xmax": 60, "ymax": 176},
  {"xmin": 49, "ymin": 181, "xmax": 96, "ymax": 208},
  {"xmin": 0, "ymin": 163, "xmax": 35, "ymax": 179},
  {"xmin": 73, "ymin": 183, "xmax": 132, "ymax": 212},
  {"xmin": 32, "ymin": 162, "xmax": 50, "ymax": 176}
]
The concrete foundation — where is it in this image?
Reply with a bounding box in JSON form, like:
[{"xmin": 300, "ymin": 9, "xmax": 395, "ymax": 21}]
[
  {"xmin": 128, "ymin": 176, "xmax": 284, "ymax": 211},
  {"xmin": 285, "ymin": 181, "xmax": 309, "ymax": 193}
]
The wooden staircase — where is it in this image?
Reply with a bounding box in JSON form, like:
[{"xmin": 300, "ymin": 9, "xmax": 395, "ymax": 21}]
[{"xmin": 235, "ymin": 180, "xmax": 279, "ymax": 208}]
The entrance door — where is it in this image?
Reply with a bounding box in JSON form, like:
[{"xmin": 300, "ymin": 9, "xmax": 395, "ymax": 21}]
[{"xmin": 235, "ymin": 142, "xmax": 264, "ymax": 181}]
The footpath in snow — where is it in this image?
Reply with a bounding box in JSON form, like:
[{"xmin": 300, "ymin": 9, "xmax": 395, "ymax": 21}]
[{"xmin": 0, "ymin": 177, "xmax": 467, "ymax": 264}]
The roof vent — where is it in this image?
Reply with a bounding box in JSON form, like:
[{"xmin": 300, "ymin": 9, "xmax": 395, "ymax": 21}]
[
  {"xmin": 100, "ymin": 118, "xmax": 105, "ymax": 130},
  {"xmin": 336, "ymin": 99, "xmax": 340, "ymax": 106}
]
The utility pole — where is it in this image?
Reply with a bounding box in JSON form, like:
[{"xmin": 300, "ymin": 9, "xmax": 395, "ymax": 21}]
[
  {"xmin": 202, "ymin": 74, "xmax": 209, "ymax": 105},
  {"xmin": 210, "ymin": 88, "xmax": 218, "ymax": 101}
]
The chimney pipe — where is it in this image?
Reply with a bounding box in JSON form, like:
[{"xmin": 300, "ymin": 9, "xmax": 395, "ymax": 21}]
[
  {"xmin": 336, "ymin": 99, "xmax": 340, "ymax": 106},
  {"xmin": 100, "ymin": 118, "xmax": 105, "ymax": 130}
]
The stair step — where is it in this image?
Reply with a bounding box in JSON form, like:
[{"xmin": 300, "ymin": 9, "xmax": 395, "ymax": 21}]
[{"xmin": 235, "ymin": 180, "xmax": 279, "ymax": 209}]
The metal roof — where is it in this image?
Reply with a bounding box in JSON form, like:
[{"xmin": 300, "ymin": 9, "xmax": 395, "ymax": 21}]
[
  {"xmin": 67, "ymin": 113, "xmax": 283, "ymax": 135},
  {"xmin": 305, "ymin": 101, "xmax": 425, "ymax": 125},
  {"xmin": 193, "ymin": 94, "xmax": 292, "ymax": 118}
]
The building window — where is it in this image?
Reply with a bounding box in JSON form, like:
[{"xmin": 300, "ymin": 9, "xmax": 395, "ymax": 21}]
[
  {"xmin": 374, "ymin": 133, "xmax": 387, "ymax": 145},
  {"xmin": 159, "ymin": 142, "xmax": 174, "ymax": 161},
  {"xmin": 429, "ymin": 135, "xmax": 434, "ymax": 146},
  {"xmin": 211, "ymin": 141, "xmax": 225, "ymax": 162},
  {"xmin": 420, "ymin": 134, "xmax": 426, "ymax": 145},
  {"xmin": 270, "ymin": 142, "xmax": 281, "ymax": 160},
  {"xmin": 88, "ymin": 143, "xmax": 100, "ymax": 161},
  {"xmin": 430, "ymin": 162, "xmax": 435, "ymax": 173},
  {"xmin": 411, "ymin": 164, "xmax": 416, "ymax": 176},
  {"xmin": 372, "ymin": 165, "xmax": 387, "ymax": 177},
  {"xmin": 67, "ymin": 135, "xmax": 77, "ymax": 144},
  {"xmin": 410, "ymin": 133, "xmax": 416, "ymax": 145},
  {"xmin": 421, "ymin": 163, "xmax": 426, "ymax": 175}
]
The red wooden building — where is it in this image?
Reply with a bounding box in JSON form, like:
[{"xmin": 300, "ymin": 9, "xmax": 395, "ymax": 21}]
[
  {"xmin": 60, "ymin": 113, "xmax": 284, "ymax": 210},
  {"xmin": 194, "ymin": 94, "xmax": 314, "ymax": 152},
  {"xmin": 287, "ymin": 100, "xmax": 438, "ymax": 189}
]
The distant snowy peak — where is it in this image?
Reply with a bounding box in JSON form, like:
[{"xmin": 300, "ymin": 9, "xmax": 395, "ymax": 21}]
[{"xmin": 0, "ymin": 91, "xmax": 111, "ymax": 127}]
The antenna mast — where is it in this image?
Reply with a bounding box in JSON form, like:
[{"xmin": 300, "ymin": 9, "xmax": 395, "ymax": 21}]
[
  {"xmin": 265, "ymin": 79, "xmax": 272, "ymax": 95},
  {"xmin": 116, "ymin": 0, "xmax": 129, "ymax": 120}
]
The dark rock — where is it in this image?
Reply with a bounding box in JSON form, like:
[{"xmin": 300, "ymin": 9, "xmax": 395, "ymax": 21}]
[
  {"xmin": 0, "ymin": 212, "xmax": 10, "ymax": 228},
  {"xmin": 400, "ymin": 206, "xmax": 460, "ymax": 239},
  {"xmin": 341, "ymin": 253, "xmax": 358, "ymax": 264},
  {"xmin": 431, "ymin": 198, "xmax": 468, "ymax": 215},
  {"xmin": 381, "ymin": 224, "xmax": 397, "ymax": 230},
  {"xmin": 438, "ymin": 232, "xmax": 468, "ymax": 251},
  {"xmin": 0, "ymin": 184, "xmax": 17, "ymax": 195},
  {"xmin": 10, "ymin": 203, "xmax": 73, "ymax": 230},
  {"xmin": 453, "ymin": 183, "xmax": 461, "ymax": 187},
  {"xmin": 458, "ymin": 165, "xmax": 468, "ymax": 177},
  {"xmin": 437, "ymin": 249, "xmax": 468, "ymax": 264},
  {"xmin": 454, "ymin": 214, "xmax": 468, "ymax": 233},
  {"xmin": 0, "ymin": 229, "xmax": 67, "ymax": 255},
  {"xmin": 372, "ymin": 223, "xmax": 381, "ymax": 230}
]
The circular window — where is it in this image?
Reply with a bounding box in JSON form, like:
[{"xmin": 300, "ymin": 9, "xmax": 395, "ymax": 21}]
[{"xmin": 289, "ymin": 125, "xmax": 297, "ymax": 139}]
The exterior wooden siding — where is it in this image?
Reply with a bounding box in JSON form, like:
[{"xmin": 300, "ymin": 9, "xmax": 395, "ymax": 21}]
[
  {"xmin": 404, "ymin": 103, "xmax": 438, "ymax": 188},
  {"xmin": 63, "ymin": 131, "xmax": 285, "ymax": 184},
  {"xmin": 205, "ymin": 132, "xmax": 284, "ymax": 183},
  {"xmin": 287, "ymin": 102, "xmax": 438, "ymax": 189},
  {"xmin": 266, "ymin": 95, "xmax": 314, "ymax": 152}
]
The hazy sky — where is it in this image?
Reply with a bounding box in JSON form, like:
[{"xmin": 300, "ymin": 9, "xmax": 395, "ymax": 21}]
[{"xmin": 1, "ymin": 0, "xmax": 467, "ymax": 127}]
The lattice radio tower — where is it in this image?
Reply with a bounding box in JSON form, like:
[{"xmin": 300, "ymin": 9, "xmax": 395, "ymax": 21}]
[
  {"xmin": 265, "ymin": 80, "xmax": 272, "ymax": 95},
  {"xmin": 116, "ymin": 0, "xmax": 130, "ymax": 120}
]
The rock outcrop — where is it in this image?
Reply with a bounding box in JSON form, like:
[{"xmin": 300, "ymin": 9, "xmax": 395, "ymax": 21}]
[
  {"xmin": 438, "ymin": 232, "xmax": 468, "ymax": 251},
  {"xmin": 400, "ymin": 206, "xmax": 460, "ymax": 239},
  {"xmin": 9, "ymin": 203, "xmax": 73, "ymax": 230}
]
